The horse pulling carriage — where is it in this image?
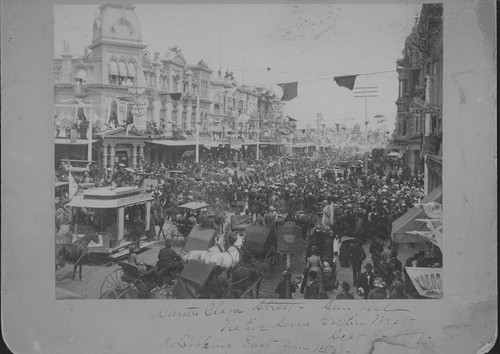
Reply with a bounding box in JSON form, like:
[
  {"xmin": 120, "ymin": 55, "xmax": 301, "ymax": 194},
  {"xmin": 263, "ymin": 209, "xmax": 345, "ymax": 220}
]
[{"xmin": 224, "ymin": 214, "xmax": 280, "ymax": 279}]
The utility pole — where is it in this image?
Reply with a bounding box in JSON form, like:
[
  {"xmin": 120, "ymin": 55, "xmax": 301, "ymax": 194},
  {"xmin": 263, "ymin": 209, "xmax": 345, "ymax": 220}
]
[
  {"xmin": 88, "ymin": 104, "xmax": 93, "ymax": 161},
  {"xmin": 195, "ymin": 73, "xmax": 201, "ymax": 163},
  {"xmin": 353, "ymin": 86, "xmax": 378, "ymax": 146},
  {"xmin": 256, "ymin": 115, "xmax": 260, "ymax": 160}
]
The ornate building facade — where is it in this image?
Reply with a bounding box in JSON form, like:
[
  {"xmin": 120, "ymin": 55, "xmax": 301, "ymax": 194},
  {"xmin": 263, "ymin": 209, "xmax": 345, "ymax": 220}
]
[
  {"xmin": 54, "ymin": 3, "xmax": 290, "ymax": 167},
  {"xmin": 393, "ymin": 3, "xmax": 443, "ymax": 192}
]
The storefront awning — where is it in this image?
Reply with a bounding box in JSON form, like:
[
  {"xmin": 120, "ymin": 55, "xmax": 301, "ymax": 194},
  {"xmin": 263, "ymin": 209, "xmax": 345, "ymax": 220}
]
[
  {"xmin": 391, "ymin": 186, "xmax": 442, "ymax": 243},
  {"xmin": 149, "ymin": 140, "xmax": 197, "ymax": 147},
  {"xmin": 55, "ymin": 139, "xmax": 98, "ymax": 145}
]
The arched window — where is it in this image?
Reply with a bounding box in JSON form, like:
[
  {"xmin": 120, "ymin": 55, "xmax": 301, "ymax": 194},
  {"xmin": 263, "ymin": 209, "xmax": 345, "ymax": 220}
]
[
  {"xmin": 127, "ymin": 62, "xmax": 136, "ymax": 84},
  {"xmin": 118, "ymin": 61, "xmax": 127, "ymax": 85},
  {"xmin": 109, "ymin": 61, "xmax": 118, "ymax": 85}
]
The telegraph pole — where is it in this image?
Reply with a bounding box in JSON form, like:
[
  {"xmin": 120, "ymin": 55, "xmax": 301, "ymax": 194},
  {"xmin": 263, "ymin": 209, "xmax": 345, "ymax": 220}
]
[
  {"xmin": 195, "ymin": 74, "xmax": 201, "ymax": 163},
  {"xmin": 353, "ymin": 86, "xmax": 378, "ymax": 146}
]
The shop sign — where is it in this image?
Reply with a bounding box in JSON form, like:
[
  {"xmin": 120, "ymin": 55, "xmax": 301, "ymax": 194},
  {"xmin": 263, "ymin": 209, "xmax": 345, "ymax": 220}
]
[
  {"xmin": 276, "ymin": 222, "xmax": 302, "ymax": 255},
  {"xmin": 405, "ymin": 267, "xmax": 443, "ymax": 299}
]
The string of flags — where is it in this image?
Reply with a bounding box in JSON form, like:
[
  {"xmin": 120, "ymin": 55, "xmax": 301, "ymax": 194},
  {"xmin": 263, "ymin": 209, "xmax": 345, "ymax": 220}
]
[{"xmin": 274, "ymin": 70, "xmax": 394, "ymax": 101}]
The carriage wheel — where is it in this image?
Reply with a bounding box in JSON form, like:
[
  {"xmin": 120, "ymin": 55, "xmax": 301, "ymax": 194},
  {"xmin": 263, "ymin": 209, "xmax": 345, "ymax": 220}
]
[
  {"xmin": 166, "ymin": 224, "xmax": 180, "ymax": 244},
  {"xmin": 100, "ymin": 268, "xmax": 124, "ymax": 296},
  {"xmin": 264, "ymin": 249, "xmax": 278, "ymax": 279}
]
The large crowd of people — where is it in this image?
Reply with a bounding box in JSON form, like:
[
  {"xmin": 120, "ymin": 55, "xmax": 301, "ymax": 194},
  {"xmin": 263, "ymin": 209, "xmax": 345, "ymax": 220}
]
[{"xmin": 56, "ymin": 147, "xmax": 442, "ymax": 299}]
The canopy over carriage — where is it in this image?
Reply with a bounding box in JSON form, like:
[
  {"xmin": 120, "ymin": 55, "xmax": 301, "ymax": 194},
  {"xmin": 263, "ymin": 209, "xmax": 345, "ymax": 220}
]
[
  {"xmin": 244, "ymin": 224, "xmax": 273, "ymax": 256},
  {"xmin": 228, "ymin": 214, "xmax": 253, "ymax": 231},
  {"xmin": 66, "ymin": 186, "xmax": 156, "ymax": 258},
  {"xmin": 225, "ymin": 216, "xmax": 279, "ymax": 278},
  {"xmin": 182, "ymin": 225, "xmax": 218, "ymax": 254},
  {"xmin": 172, "ymin": 260, "xmax": 228, "ymax": 299}
]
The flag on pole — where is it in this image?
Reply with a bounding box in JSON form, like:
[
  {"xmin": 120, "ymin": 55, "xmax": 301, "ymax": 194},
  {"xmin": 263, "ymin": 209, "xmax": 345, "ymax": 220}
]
[
  {"xmin": 277, "ymin": 82, "xmax": 298, "ymax": 101},
  {"xmin": 334, "ymin": 75, "xmax": 358, "ymax": 90},
  {"xmin": 68, "ymin": 171, "xmax": 78, "ymax": 200}
]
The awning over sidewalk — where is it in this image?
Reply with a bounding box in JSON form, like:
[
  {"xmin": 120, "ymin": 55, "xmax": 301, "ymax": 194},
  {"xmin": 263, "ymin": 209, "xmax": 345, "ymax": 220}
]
[
  {"xmin": 55, "ymin": 139, "xmax": 97, "ymax": 145},
  {"xmin": 149, "ymin": 140, "xmax": 197, "ymax": 147},
  {"xmin": 391, "ymin": 185, "xmax": 442, "ymax": 243}
]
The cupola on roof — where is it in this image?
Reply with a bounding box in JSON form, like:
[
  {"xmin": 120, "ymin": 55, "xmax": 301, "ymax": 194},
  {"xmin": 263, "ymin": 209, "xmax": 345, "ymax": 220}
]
[{"xmin": 92, "ymin": 4, "xmax": 143, "ymax": 47}]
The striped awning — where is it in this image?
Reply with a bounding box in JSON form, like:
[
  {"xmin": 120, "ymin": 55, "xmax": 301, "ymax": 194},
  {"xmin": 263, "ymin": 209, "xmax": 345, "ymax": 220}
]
[{"xmin": 391, "ymin": 186, "xmax": 442, "ymax": 243}]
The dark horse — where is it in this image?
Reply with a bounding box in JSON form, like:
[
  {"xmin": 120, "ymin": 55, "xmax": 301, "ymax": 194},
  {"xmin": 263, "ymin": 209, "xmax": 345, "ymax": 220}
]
[
  {"xmin": 56, "ymin": 232, "xmax": 100, "ymax": 280},
  {"xmin": 231, "ymin": 263, "xmax": 263, "ymax": 299},
  {"xmin": 99, "ymin": 268, "xmax": 163, "ymax": 299},
  {"xmin": 55, "ymin": 244, "xmax": 67, "ymax": 271}
]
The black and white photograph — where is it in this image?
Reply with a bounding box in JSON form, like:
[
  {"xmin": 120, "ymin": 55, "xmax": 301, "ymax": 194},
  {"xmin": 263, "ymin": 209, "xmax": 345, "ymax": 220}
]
[
  {"xmin": 53, "ymin": 3, "xmax": 443, "ymax": 301},
  {"xmin": 2, "ymin": 0, "xmax": 496, "ymax": 353}
]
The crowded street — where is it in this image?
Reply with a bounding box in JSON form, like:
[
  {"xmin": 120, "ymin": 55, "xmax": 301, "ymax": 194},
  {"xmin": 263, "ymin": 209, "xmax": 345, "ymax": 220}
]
[
  {"xmin": 55, "ymin": 149, "xmax": 437, "ymax": 300},
  {"xmin": 52, "ymin": 3, "xmax": 443, "ymax": 301}
]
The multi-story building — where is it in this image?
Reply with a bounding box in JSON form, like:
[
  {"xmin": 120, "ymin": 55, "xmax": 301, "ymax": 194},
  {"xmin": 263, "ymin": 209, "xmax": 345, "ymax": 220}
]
[
  {"xmin": 54, "ymin": 3, "xmax": 293, "ymax": 167},
  {"xmin": 393, "ymin": 3, "xmax": 443, "ymax": 192}
]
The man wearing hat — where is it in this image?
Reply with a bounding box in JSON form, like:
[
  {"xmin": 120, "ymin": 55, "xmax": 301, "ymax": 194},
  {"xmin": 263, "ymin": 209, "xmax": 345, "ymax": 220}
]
[
  {"xmin": 358, "ymin": 263, "xmax": 375, "ymax": 299},
  {"xmin": 157, "ymin": 239, "xmax": 184, "ymax": 275},
  {"xmin": 274, "ymin": 271, "xmax": 296, "ymax": 299},
  {"xmin": 367, "ymin": 277, "xmax": 388, "ymax": 299},
  {"xmin": 336, "ymin": 281, "xmax": 354, "ymax": 300}
]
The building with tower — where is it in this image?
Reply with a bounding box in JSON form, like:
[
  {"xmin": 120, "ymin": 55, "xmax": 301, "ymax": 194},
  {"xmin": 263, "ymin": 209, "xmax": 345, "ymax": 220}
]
[{"xmin": 54, "ymin": 3, "xmax": 295, "ymax": 169}]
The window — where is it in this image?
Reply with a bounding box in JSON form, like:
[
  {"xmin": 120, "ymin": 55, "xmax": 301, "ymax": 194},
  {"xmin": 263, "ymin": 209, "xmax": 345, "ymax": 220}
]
[
  {"xmin": 238, "ymin": 100, "xmax": 244, "ymax": 114},
  {"xmin": 173, "ymin": 77, "xmax": 179, "ymax": 92},
  {"xmin": 109, "ymin": 61, "xmax": 118, "ymax": 85},
  {"xmin": 127, "ymin": 62, "xmax": 136, "ymax": 84},
  {"xmin": 119, "ymin": 61, "xmax": 127, "ymax": 85},
  {"xmin": 214, "ymin": 94, "xmax": 221, "ymax": 112}
]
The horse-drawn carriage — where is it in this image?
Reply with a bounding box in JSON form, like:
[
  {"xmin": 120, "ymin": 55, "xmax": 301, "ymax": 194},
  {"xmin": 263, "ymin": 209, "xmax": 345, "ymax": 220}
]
[
  {"xmin": 224, "ymin": 214, "xmax": 279, "ymax": 278},
  {"xmin": 99, "ymin": 261, "xmax": 170, "ymax": 299},
  {"xmin": 166, "ymin": 202, "xmax": 225, "ymax": 245},
  {"xmin": 179, "ymin": 232, "xmax": 264, "ymax": 299}
]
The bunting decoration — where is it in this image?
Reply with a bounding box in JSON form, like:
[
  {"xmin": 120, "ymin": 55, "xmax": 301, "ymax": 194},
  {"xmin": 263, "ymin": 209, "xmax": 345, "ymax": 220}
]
[
  {"xmin": 334, "ymin": 75, "xmax": 358, "ymax": 90},
  {"xmin": 277, "ymin": 82, "xmax": 298, "ymax": 101},
  {"xmin": 68, "ymin": 171, "xmax": 79, "ymax": 200}
]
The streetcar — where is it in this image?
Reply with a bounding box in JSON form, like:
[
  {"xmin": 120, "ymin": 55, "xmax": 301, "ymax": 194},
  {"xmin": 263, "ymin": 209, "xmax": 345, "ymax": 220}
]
[{"xmin": 66, "ymin": 186, "xmax": 156, "ymax": 259}]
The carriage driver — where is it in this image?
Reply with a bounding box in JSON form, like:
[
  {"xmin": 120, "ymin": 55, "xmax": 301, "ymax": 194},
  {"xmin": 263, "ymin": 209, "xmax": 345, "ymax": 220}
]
[{"xmin": 157, "ymin": 239, "xmax": 184, "ymax": 274}]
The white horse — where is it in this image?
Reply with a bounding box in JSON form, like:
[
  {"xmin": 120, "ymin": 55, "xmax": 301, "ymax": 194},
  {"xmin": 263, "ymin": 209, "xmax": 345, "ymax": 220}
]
[
  {"xmin": 183, "ymin": 233, "xmax": 245, "ymax": 270},
  {"xmin": 182, "ymin": 232, "xmax": 226, "ymax": 263}
]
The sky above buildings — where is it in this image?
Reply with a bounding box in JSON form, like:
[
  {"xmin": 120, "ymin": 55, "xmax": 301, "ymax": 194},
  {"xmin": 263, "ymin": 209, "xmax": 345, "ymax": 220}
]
[{"xmin": 54, "ymin": 3, "xmax": 421, "ymax": 130}]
